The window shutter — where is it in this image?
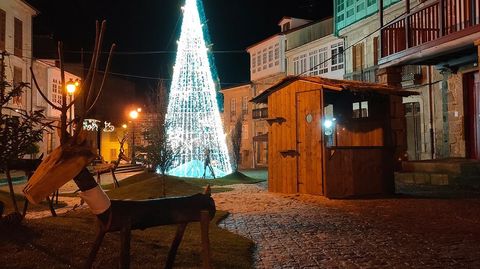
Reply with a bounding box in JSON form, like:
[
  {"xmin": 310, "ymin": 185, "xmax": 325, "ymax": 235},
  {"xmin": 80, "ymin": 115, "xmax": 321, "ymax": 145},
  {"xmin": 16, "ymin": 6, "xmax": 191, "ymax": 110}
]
[
  {"xmin": 14, "ymin": 18, "xmax": 23, "ymax": 57},
  {"xmin": 373, "ymin": 36, "xmax": 379, "ymax": 66},
  {"xmin": 352, "ymin": 44, "xmax": 357, "ymax": 72},
  {"xmin": 0, "ymin": 9, "xmax": 5, "ymax": 51}
]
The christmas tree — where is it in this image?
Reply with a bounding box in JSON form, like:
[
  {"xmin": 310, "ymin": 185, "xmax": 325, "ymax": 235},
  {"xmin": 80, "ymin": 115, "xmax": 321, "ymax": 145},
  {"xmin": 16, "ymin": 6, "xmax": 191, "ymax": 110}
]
[{"xmin": 165, "ymin": 0, "xmax": 232, "ymax": 178}]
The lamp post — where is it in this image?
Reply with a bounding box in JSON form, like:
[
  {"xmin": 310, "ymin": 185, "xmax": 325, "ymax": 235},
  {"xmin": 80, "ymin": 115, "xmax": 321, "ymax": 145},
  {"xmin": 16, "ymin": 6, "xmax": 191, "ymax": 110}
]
[
  {"xmin": 66, "ymin": 78, "xmax": 79, "ymax": 134},
  {"xmin": 129, "ymin": 109, "xmax": 139, "ymax": 164}
]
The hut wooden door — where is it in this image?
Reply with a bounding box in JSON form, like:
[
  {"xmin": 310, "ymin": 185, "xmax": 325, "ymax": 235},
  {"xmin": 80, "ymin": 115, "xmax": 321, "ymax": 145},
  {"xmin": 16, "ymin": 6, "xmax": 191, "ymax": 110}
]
[{"xmin": 296, "ymin": 90, "xmax": 323, "ymax": 195}]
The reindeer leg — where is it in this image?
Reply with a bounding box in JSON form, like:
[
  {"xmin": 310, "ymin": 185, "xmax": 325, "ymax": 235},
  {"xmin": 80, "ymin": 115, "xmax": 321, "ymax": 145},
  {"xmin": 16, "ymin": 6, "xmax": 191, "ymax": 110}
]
[
  {"xmin": 165, "ymin": 223, "xmax": 187, "ymax": 269},
  {"xmin": 85, "ymin": 230, "xmax": 106, "ymax": 269},
  {"xmin": 200, "ymin": 210, "xmax": 212, "ymax": 269},
  {"xmin": 46, "ymin": 196, "xmax": 57, "ymax": 217},
  {"xmin": 111, "ymin": 169, "xmax": 120, "ymax": 188},
  {"xmin": 119, "ymin": 219, "xmax": 132, "ymax": 269}
]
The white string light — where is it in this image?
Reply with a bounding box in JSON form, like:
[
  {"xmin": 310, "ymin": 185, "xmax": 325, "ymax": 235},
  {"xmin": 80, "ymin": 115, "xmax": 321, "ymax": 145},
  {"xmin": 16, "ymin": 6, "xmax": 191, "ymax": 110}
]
[{"xmin": 165, "ymin": 0, "xmax": 232, "ymax": 178}]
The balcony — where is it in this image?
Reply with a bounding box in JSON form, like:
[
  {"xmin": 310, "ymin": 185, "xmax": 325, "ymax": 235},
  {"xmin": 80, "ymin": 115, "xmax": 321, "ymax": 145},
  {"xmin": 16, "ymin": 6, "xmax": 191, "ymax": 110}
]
[
  {"xmin": 252, "ymin": 108, "xmax": 268, "ymax": 120},
  {"xmin": 380, "ymin": 0, "xmax": 480, "ymax": 67}
]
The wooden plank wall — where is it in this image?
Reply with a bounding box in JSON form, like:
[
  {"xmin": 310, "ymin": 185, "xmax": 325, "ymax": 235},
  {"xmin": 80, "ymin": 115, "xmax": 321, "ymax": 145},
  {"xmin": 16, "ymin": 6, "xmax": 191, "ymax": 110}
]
[{"xmin": 267, "ymin": 81, "xmax": 323, "ymax": 194}]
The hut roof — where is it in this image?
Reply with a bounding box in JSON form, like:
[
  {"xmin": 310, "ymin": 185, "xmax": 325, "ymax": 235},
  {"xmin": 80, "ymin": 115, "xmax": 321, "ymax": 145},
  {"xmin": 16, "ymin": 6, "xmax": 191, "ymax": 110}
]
[{"xmin": 251, "ymin": 76, "xmax": 418, "ymax": 103}]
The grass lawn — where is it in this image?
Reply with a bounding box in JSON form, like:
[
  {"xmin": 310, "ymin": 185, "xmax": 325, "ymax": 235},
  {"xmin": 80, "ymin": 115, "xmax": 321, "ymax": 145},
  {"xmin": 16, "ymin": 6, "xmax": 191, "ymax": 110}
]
[{"xmin": 0, "ymin": 171, "xmax": 258, "ymax": 268}]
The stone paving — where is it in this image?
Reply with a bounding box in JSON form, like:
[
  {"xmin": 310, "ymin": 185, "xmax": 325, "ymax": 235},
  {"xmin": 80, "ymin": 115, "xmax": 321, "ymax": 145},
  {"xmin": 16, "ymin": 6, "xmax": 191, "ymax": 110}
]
[{"xmin": 213, "ymin": 182, "xmax": 480, "ymax": 269}]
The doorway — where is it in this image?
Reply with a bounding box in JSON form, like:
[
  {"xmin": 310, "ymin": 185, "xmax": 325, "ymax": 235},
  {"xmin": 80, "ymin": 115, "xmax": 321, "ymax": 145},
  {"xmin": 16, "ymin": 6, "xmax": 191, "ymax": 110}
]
[
  {"xmin": 404, "ymin": 102, "xmax": 422, "ymax": 160},
  {"xmin": 295, "ymin": 90, "xmax": 323, "ymax": 195},
  {"xmin": 464, "ymin": 71, "xmax": 480, "ymax": 159}
]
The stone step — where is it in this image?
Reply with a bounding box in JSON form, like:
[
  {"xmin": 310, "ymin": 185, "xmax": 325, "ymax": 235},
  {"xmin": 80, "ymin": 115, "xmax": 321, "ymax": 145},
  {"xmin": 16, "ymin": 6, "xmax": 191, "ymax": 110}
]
[
  {"xmin": 395, "ymin": 172, "xmax": 480, "ymax": 188},
  {"xmin": 395, "ymin": 172, "xmax": 450, "ymax": 186},
  {"xmin": 402, "ymin": 159, "xmax": 480, "ymax": 176}
]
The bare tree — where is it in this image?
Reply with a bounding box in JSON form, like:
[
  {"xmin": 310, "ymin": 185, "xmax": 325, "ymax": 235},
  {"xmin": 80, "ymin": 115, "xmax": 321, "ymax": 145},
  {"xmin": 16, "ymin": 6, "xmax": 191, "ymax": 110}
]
[
  {"xmin": 24, "ymin": 20, "xmax": 116, "ymax": 206},
  {"xmin": 230, "ymin": 117, "xmax": 243, "ymax": 172},
  {"xmin": 139, "ymin": 81, "xmax": 177, "ymax": 197}
]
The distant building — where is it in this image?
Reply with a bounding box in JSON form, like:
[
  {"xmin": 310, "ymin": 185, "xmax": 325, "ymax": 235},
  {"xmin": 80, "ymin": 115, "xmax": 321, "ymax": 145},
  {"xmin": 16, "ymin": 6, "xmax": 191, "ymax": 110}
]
[
  {"xmin": 220, "ymin": 83, "xmax": 255, "ymax": 169},
  {"xmin": 285, "ymin": 17, "xmax": 345, "ymax": 79},
  {"xmin": 335, "ymin": 0, "xmax": 480, "ymax": 162},
  {"xmin": 0, "ymin": 0, "xmax": 38, "ymax": 114},
  {"xmin": 246, "ymin": 17, "xmax": 315, "ymax": 168},
  {"xmin": 31, "ymin": 59, "xmax": 81, "ymax": 156}
]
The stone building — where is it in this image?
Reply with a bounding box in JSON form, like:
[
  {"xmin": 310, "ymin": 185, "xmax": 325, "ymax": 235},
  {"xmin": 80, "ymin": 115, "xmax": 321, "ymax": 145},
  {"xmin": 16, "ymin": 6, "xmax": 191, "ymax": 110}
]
[
  {"xmin": 335, "ymin": 0, "xmax": 480, "ymax": 161},
  {"xmin": 220, "ymin": 83, "xmax": 255, "ymax": 169}
]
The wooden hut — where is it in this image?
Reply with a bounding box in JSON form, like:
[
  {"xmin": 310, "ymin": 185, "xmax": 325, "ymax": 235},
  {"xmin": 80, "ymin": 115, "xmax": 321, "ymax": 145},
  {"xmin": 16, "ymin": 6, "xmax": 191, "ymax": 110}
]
[{"xmin": 251, "ymin": 77, "xmax": 416, "ymax": 198}]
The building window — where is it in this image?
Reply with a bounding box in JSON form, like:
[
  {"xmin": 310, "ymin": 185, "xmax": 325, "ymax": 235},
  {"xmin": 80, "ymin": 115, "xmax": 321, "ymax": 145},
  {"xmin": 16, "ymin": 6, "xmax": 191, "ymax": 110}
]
[
  {"xmin": 252, "ymin": 53, "xmax": 256, "ymax": 68},
  {"xmin": 319, "ymin": 47, "xmax": 329, "ymax": 74},
  {"xmin": 274, "ymin": 44, "xmax": 280, "ymax": 66},
  {"xmin": 230, "ymin": 98, "xmax": 237, "ymax": 118},
  {"xmin": 293, "ymin": 56, "xmax": 299, "ymax": 75},
  {"xmin": 373, "ymin": 36, "xmax": 379, "ymax": 66},
  {"xmin": 52, "ymin": 78, "xmax": 62, "ymax": 106},
  {"xmin": 331, "ymin": 42, "xmax": 344, "ymax": 71},
  {"xmin": 262, "ymin": 49, "xmax": 267, "ymax": 70},
  {"xmin": 242, "ymin": 96, "xmax": 248, "ymax": 115},
  {"xmin": 352, "ymin": 101, "xmax": 369, "ymax": 118},
  {"xmin": 309, "ymin": 50, "xmax": 319, "ymax": 76},
  {"xmin": 14, "ymin": 18, "xmax": 23, "ymax": 57},
  {"xmin": 257, "ymin": 54, "xmax": 261, "ymax": 72},
  {"xmin": 300, "ymin": 54, "xmax": 307, "ymax": 75},
  {"xmin": 0, "ymin": 9, "xmax": 5, "ymax": 51},
  {"xmin": 268, "ymin": 47, "xmax": 274, "ymax": 68},
  {"xmin": 352, "ymin": 42, "xmax": 364, "ymax": 72},
  {"xmin": 12, "ymin": 67, "xmax": 22, "ymax": 105}
]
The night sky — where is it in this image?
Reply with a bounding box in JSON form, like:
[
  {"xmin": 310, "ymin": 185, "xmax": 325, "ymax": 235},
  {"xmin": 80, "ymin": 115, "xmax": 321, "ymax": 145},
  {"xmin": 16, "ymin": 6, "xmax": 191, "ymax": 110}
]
[{"xmin": 26, "ymin": 0, "xmax": 333, "ymax": 88}]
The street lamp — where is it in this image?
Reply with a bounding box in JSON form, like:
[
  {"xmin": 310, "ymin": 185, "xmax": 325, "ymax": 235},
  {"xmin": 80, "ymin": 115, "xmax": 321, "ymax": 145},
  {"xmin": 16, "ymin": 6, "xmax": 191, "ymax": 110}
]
[
  {"xmin": 66, "ymin": 79, "xmax": 79, "ymax": 134},
  {"xmin": 129, "ymin": 109, "xmax": 140, "ymax": 164}
]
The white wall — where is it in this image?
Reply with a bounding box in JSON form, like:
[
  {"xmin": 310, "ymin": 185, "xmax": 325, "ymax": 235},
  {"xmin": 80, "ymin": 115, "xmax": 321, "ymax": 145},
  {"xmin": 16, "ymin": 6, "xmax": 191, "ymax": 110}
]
[
  {"xmin": 286, "ymin": 35, "xmax": 345, "ymax": 79},
  {"xmin": 0, "ymin": 0, "xmax": 36, "ymax": 111},
  {"xmin": 248, "ymin": 35, "xmax": 286, "ymax": 82}
]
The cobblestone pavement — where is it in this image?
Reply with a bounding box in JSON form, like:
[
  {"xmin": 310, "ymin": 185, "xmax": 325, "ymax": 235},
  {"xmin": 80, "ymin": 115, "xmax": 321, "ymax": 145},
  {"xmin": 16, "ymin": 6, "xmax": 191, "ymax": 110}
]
[{"xmin": 213, "ymin": 182, "xmax": 480, "ymax": 269}]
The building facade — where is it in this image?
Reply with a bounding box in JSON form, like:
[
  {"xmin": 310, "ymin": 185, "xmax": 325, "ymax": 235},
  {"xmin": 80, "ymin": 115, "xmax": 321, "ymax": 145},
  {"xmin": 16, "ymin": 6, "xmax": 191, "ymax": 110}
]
[
  {"xmin": 220, "ymin": 83, "xmax": 255, "ymax": 169},
  {"xmin": 31, "ymin": 59, "xmax": 80, "ymax": 156},
  {"xmin": 285, "ymin": 17, "xmax": 345, "ymax": 79},
  {"xmin": 335, "ymin": 0, "xmax": 480, "ymax": 162},
  {"xmin": 0, "ymin": 0, "xmax": 37, "ymax": 114}
]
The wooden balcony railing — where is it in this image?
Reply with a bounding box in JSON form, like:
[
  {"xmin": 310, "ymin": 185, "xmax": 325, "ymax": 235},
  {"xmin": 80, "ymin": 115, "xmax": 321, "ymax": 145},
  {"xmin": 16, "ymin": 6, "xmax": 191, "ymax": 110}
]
[
  {"xmin": 252, "ymin": 108, "xmax": 268, "ymax": 120},
  {"xmin": 381, "ymin": 0, "xmax": 480, "ymax": 58}
]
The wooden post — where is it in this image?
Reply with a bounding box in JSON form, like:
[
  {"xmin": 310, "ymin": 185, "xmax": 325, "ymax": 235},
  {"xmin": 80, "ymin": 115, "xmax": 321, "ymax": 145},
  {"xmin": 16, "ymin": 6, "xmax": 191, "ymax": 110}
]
[
  {"xmin": 165, "ymin": 223, "xmax": 188, "ymax": 269},
  {"xmin": 85, "ymin": 231, "xmax": 106, "ymax": 269},
  {"xmin": 439, "ymin": 0, "xmax": 444, "ymax": 37},
  {"xmin": 405, "ymin": 0, "xmax": 410, "ymax": 49},
  {"xmin": 120, "ymin": 220, "xmax": 132, "ymax": 269},
  {"xmin": 200, "ymin": 210, "xmax": 212, "ymax": 269},
  {"xmin": 475, "ymin": 40, "xmax": 480, "ymax": 76}
]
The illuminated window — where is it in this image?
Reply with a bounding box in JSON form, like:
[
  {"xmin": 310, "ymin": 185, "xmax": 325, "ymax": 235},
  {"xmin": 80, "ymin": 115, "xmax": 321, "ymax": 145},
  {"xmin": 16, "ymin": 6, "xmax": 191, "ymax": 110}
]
[{"xmin": 352, "ymin": 101, "xmax": 369, "ymax": 118}]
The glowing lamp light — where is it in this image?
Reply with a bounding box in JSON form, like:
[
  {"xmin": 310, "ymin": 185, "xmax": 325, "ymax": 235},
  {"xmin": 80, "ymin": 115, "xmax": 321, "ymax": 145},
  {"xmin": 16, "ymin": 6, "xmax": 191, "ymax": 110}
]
[
  {"xmin": 324, "ymin": 119, "xmax": 333, "ymax": 129},
  {"xmin": 66, "ymin": 79, "xmax": 77, "ymax": 95},
  {"xmin": 122, "ymin": 124, "xmax": 128, "ymax": 129},
  {"xmin": 129, "ymin": 110, "xmax": 139, "ymax": 119},
  {"xmin": 137, "ymin": 108, "xmax": 142, "ymax": 112}
]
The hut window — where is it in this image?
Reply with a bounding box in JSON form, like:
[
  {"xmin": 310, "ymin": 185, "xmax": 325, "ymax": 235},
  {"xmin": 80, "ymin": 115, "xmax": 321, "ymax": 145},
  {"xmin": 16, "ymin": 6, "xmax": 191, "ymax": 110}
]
[{"xmin": 353, "ymin": 101, "xmax": 369, "ymax": 118}]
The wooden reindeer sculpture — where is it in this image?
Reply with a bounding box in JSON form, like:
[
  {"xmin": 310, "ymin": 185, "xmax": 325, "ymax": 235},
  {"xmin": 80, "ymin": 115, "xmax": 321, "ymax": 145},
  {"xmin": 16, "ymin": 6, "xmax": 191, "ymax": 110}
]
[{"xmin": 22, "ymin": 21, "xmax": 216, "ymax": 269}]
